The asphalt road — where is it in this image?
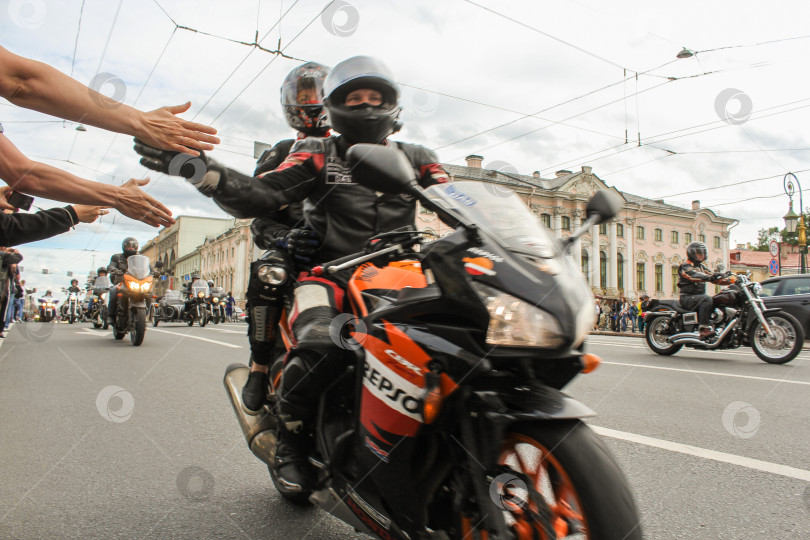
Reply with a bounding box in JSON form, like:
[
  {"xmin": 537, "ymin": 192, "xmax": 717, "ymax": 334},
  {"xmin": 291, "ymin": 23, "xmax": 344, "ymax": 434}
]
[{"xmin": 0, "ymin": 322, "xmax": 808, "ymax": 539}]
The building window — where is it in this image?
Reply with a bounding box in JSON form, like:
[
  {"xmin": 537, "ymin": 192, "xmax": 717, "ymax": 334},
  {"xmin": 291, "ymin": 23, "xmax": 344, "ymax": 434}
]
[
  {"xmin": 654, "ymin": 228, "xmax": 662, "ymax": 242},
  {"xmin": 672, "ymin": 266, "xmax": 679, "ymax": 294},
  {"xmin": 617, "ymin": 253, "xmax": 624, "ymax": 291},
  {"xmin": 599, "ymin": 223, "xmax": 607, "ymax": 235},
  {"xmin": 636, "ymin": 226, "xmax": 645, "ymax": 240},
  {"xmin": 420, "ymin": 204, "xmax": 433, "ymax": 214},
  {"xmin": 671, "ymin": 231, "xmax": 679, "ymax": 244},
  {"xmin": 655, "ymin": 264, "xmax": 663, "ymax": 292},
  {"xmin": 600, "ymin": 251, "xmax": 607, "ymax": 289},
  {"xmin": 617, "ymin": 224, "xmax": 624, "ymax": 237},
  {"xmin": 581, "ymin": 250, "xmax": 589, "ymax": 278},
  {"xmin": 699, "ymin": 234, "xmax": 705, "ymax": 243},
  {"xmin": 685, "ymin": 233, "xmax": 692, "ymax": 244},
  {"xmin": 561, "ymin": 216, "xmax": 571, "ymax": 231},
  {"xmin": 541, "ymin": 214, "xmax": 551, "ymax": 228},
  {"xmin": 713, "ymin": 236, "xmax": 721, "ymax": 249},
  {"xmin": 637, "ymin": 263, "xmax": 645, "ymax": 291}
]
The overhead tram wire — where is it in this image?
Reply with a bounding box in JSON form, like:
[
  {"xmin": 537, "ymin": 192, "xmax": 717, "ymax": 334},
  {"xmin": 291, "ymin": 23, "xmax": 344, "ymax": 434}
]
[
  {"xmin": 206, "ymin": 1, "xmax": 339, "ymax": 125},
  {"xmin": 69, "ymin": 0, "xmax": 86, "ymax": 78}
]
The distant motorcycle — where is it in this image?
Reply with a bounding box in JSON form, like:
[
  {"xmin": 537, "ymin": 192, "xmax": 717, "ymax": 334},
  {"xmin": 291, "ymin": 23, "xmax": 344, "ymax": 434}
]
[
  {"xmin": 87, "ymin": 275, "xmax": 112, "ymax": 329},
  {"xmin": 111, "ymin": 255, "xmax": 154, "ymax": 346},
  {"xmin": 644, "ymin": 271, "xmax": 805, "ymax": 364},
  {"xmin": 152, "ymin": 289, "xmax": 186, "ymax": 326},
  {"xmin": 184, "ymin": 279, "xmax": 210, "ymax": 327},
  {"xmin": 61, "ymin": 291, "xmax": 82, "ymax": 323},
  {"xmin": 209, "ymin": 286, "xmax": 227, "ymax": 324},
  {"xmin": 37, "ymin": 297, "xmax": 56, "ymax": 322}
]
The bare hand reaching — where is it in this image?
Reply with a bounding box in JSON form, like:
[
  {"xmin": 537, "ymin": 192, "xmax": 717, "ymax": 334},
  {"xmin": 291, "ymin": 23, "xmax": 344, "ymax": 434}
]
[
  {"xmin": 72, "ymin": 205, "xmax": 109, "ymax": 223},
  {"xmin": 114, "ymin": 178, "xmax": 175, "ymax": 228},
  {"xmin": 136, "ymin": 102, "xmax": 220, "ymax": 155}
]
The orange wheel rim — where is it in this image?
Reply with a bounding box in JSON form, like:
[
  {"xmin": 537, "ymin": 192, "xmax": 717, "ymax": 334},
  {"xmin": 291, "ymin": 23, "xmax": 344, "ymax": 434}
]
[{"xmin": 496, "ymin": 433, "xmax": 589, "ymax": 539}]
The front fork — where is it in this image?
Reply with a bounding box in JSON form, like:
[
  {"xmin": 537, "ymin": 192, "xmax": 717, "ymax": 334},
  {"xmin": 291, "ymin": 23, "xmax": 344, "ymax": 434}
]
[{"xmin": 743, "ymin": 287, "xmax": 772, "ymax": 335}]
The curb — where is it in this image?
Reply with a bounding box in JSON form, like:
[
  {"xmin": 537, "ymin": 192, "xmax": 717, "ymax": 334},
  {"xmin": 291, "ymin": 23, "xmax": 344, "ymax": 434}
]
[{"xmin": 590, "ymin": 330, "xmax": 645, "ymax": 339}]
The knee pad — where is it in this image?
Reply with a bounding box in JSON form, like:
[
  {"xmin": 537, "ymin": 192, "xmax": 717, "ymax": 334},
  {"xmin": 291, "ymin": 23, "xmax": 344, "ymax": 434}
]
[{"xmin": 249, "ymin": 250, "xmax": 294, "ymax": 302}]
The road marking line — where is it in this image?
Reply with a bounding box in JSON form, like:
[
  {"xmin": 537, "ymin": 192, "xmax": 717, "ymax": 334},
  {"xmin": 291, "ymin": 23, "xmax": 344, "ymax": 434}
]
[
  {"xmin": 205, "ymin": 328, "xmax": 245, "ymax": 334},
  {"xmin": 602, "ymin": 361, "xmax": 810, "ymax": 386},
  {"xmin": 149, "ymin": 328, "xmax": 242, "ymax": 348},
  {"xmin": 77, "ymin": 330, "xmax": 108, "ymax": 337},
  {"xmin": 591, "ymin": 425, "xmax": 810, "ymax": 482}
]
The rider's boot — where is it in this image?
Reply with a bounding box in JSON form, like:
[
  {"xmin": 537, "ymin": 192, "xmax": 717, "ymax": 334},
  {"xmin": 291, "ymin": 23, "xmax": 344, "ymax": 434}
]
[
  {"xmin": 241, "ymin": 366, "xmax": 269, "ymax": 415},
  {"xmin": 273, "ymin": 391, "xmax": 316, "ymax": 493}
]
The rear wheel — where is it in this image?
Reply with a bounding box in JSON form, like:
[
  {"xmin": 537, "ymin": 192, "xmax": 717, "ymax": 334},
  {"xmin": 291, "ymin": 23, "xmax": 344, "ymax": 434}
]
[
  {"xmin": 749, "ymin": 312, "xmax": 804, "ymax": 364},
  {"xmin": 476, "ymin": 421, "xmax": 642, "ymax": 540},
  {"xmin": 153, "ymin": 315, "xmax": 159, "ymax": 327},
  {"xmin": 645, "ymin": 316, "xmax": 683, "ymax": 356},
  {"xmin": 131, "ymin": 307, "xmax": 146, "ymax": 346}
]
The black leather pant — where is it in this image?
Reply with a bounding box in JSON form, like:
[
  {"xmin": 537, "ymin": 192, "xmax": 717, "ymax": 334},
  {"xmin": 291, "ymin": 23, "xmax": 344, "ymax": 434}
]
[{"xmin": 680, "ymin": 294, "xmax": 713, "ymax": 326}]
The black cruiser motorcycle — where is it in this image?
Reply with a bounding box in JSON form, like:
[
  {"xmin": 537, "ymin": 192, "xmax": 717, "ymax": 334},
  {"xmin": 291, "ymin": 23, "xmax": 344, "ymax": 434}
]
[
  {"xmin": 87, "ymin": 274, "xmax": 111, "ymax": 329},
  {"xmin": 151, "ymin": 289, "xmax": 186, "ymax": 326},
  {"xmin": 223, "ymin": 146, "xmax": 642, "ymax": 540},
  {"xmin": 644, "ymin": 271, "xmax": 804, "ymax": 364},
  {"xmin": 184, "ymin": 279, "xmax": 210, "ymax": 327}
]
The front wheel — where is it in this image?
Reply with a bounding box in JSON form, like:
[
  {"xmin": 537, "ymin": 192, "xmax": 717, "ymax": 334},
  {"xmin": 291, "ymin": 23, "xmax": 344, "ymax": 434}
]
[
  {"xmin": 749, "ymin": 312, "xmax": 804, "ymax": 364},
  {"xmin": 485, "ymin": 421, "xmax": 642, "ymax": 540},
  {"xmin": 645, "ymin": 316, "xmax": 683, "ymax": 356},
  {"xmin": 131, "ymin": 307, "xmax": 146, "ymax": 346}
]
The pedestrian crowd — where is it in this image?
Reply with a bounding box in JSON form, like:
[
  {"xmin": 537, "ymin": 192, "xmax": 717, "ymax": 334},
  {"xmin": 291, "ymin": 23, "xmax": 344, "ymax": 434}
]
[{"xmin": 593, "ymin": 295, "xmax": 651, "ymax": 334}]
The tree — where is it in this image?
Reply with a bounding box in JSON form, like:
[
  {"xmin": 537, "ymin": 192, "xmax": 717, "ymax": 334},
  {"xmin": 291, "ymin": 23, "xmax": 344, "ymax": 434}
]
[{"xmin": 754, "ymin": 226, "xmax": 782, "ymax": 251}]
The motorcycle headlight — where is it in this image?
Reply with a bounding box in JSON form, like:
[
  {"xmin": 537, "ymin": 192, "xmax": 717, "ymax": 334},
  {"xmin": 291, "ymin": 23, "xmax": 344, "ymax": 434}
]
[
  {"xmin": 213, "ymin": 297, "xmax": 219, "ymax": 303},
  {"xmin": 473, "ymin": 283, "xmax": 564, "ymax": 348},
  {"xmin": 100, "ymin": 293, "xmax": 107, "ymax": 301},
  {"xmin": 127, "ymin": 281, "xmax": 140, "ymax": 291},
  {"xmin": 753, "ymin": 282, "xmax": 762, "ymax": 295},
  {"xmin": 142, "ymin": 282, "xmax": 151, "ymax": 292},
  {"xmin": 257, "ymin": 264, "xmax": 287, "ymax": 285},
  {"xmin": 198, "ymin": 292, "xmax": 205, "ymax": 298}
]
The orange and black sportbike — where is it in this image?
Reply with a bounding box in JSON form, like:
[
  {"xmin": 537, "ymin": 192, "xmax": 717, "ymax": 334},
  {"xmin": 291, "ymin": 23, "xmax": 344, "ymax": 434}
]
[{"xmin": 224, "ymin": 146, "xmax": 642, "ymax": 539}]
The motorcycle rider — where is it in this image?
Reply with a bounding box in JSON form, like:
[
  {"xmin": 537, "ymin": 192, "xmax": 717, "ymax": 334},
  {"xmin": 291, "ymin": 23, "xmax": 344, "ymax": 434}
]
[
  {"xmin": 134, "ymin": 55, "xmax": 449, "ymax": 494},
  {"xmin": 87, "ymin": 267, "xmax": 108, "ymax": 314},
  {"xmin": 678, "ymin": 241, "xmax": 724, "ymax": 340},
  {"xmin": 67, "ymin": 278, "xmax": 80, "ymax": 294},
  {"xmin": 242, "ymin": 62, "xmax": 330, "ymax": 415},
  {"xmin": 107, "ymin": 237, "xmax": 139, "ymax": 324}
]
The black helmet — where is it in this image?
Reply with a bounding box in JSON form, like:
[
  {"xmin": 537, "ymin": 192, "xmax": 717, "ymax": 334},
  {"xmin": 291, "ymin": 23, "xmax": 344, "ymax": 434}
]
[
  {"xmin": 122, "ymin": 237, "xmax": 139, "ymax": 256},
  {"xmin": 96, "ymin": 267, "xmax": 107, "ymax": 276},
  {"xmin": 71, "ymin": 279, "xmax": 78, "ymax": 285},
  {"xmin": 207, "ymin": 280, "xmax": 215, "ymax": 287},
  {"xmin": 686, "ymin": 241, "xmax": 707, "ymax": 263},
  {"xmin": 323, "ymin": 56, "xmax": 401, "ymax": 144},
  {"xmin": 281, "ymin": 62, "xmax": 331, "ymax": 136}
]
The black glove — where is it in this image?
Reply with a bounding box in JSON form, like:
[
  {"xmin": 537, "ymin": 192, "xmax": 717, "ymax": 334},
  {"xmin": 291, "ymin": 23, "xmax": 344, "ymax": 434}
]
[
  {"xmin": 273, "ymin": 229, "xmax": 320, "ymax": 263},
  {"xmin": 712, "ymin": 272, "xmax": 724, "ymax": 281},
  {"xmin": 133, "ymin": 138, "xmax": 221, "ymax": 195}
]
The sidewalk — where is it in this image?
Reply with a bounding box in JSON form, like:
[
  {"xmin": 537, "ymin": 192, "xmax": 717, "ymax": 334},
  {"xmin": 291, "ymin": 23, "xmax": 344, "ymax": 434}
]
[{"xmin": 590, "ymin": 329, "xmax": 645, "ymax": 338}]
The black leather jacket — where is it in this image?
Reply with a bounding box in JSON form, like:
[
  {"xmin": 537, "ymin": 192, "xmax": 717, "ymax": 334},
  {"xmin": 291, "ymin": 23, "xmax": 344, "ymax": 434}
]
[
  {"xmin": 677, "ymin": 260, "xmax": 715, "ymax": 296},
  {"xmin": 208, "ymin": 135, "xmax": 448, "ymax": 263},
  {"xmin": 107, "ymin": 253, "xmax": 132, "ymax": 284}
]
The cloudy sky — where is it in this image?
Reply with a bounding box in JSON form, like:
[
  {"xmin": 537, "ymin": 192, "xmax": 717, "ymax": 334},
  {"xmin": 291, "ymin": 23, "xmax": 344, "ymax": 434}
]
[{"xmin": 3, "ymin": 0, "xmax": 810, "ymax": 298}]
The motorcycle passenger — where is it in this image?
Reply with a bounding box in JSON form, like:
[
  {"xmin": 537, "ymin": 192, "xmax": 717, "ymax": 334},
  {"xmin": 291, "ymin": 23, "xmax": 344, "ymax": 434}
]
[
  {"xmin": 678, "ymin": 241, "xmax": 723, "ymax": 340},
  {"xmin": 134, "ymin": 56, "xmax": 449, "ymax": 493},
  {"xmin": 107, "ymin": 237, "xmax": 139, "ymax": 324},
  {"xmin": 242, "ymin": 62, "xmax": 330, "ymax": 415}
]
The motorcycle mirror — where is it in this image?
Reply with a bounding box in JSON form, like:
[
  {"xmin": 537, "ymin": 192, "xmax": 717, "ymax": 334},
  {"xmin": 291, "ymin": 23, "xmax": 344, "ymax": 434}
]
[
  {"xmin": 585, "ymin": 190, "xmax": 623, "ymax": 225},
  {"xmin": 345, "ymin": 144, "xmax": 419, "ymax": 195},
  {"xmin": 715, "ymin": 263, "xmax": 726, "ymax": 272}
]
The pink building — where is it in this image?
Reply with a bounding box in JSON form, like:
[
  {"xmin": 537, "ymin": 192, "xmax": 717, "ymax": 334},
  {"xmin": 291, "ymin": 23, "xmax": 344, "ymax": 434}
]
[{"xmin": 440, "ymin": 157, "xmax": 736, "ymax": 301}]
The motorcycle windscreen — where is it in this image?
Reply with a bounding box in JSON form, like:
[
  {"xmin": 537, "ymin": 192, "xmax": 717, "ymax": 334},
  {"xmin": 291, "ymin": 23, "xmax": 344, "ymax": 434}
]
[
  {"xmin": 423, "ymin": 181, "xmax": 559, "ymax": 259},
  {"xmin": 93, "ymin": 275, "xmax": 112, "ymax": 289},
  {"xmin": 126, "ymin": 255, "xmax": 152, "ymax": 280},
  {"xmin": 191, "ymin": 280, "xmax": 210, "ymax": 296}
]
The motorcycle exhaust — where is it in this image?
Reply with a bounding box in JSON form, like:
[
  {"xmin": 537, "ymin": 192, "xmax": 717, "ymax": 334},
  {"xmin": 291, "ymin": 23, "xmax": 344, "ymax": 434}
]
[
  {"xmin": 223, "ymin": 363, "xmax": 277, "ymax": 465},
  {"xmin": 668, "ymin": 319, "xmax": 738, "ymax": 348}
]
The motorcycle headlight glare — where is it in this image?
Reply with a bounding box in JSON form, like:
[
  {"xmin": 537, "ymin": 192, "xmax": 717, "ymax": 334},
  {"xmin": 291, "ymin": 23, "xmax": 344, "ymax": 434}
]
[
  {"xmin": 213, "ymin": 297, "xmax": 219, "ymax": 303},
  {"xmin": 257, "ymin": 264, "xmax": 287, "ymax": 285},
  {"xmin": 198, "ymin": 292, "xmax": 205, "ymax": 298},
  {"xmin": 473, "ymin": 283, "xmax": 564, "ymax": 348},
  {"xmin": 100, "ymin": 293, "xmax": 107, "ymax": 301},
  {"xmin": 142, "ymin": 282, "xmax": 151, "ymax": 292},
  {"xmin": 127, "ymin": 281, "xmax": 140, "ymax": 291}
]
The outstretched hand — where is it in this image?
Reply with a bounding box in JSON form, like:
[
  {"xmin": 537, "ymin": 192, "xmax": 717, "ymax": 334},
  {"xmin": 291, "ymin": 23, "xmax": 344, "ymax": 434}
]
[
  {"xmin": 136, "ymin": 102, "xmax": 220, "ymax": 155},
  {"xmin": 114, "ymin": 178, "xmax": 174, "ymax": 228}
]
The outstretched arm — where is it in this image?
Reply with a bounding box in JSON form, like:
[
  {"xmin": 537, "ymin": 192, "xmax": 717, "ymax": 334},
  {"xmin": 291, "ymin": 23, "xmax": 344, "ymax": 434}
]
[
  {"xmin": 0, "ymin": 135, "xmax": 173, "ymax": 227},
  {"xmin": 0, "ymin": 45, "xmax": 219, "ymax": 153}
]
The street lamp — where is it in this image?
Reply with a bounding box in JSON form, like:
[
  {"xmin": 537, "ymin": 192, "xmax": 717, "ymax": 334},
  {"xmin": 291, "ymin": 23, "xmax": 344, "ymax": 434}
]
[{"xmin": 784, "ymin": 172, "xmax": 806, "ymax": 274}]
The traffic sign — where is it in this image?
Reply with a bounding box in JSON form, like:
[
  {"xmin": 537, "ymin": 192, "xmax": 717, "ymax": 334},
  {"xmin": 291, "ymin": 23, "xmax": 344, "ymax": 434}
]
[
  {"xmin": 769, "ymin": 240, "xmax": 779, "ymax": 257},
  {"xmin": 769, "ymin": 259, "xmax": 779, "ymax": 275}
]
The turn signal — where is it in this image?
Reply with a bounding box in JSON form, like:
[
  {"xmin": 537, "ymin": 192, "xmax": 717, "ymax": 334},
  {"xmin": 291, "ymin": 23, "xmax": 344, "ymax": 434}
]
[
  {"xmin": 581, "ymin": 353, "xmax": 601, "ymax": 374},
  {"xmin": 421, "ymin": 371, "xmax": 442, "ymax": 424}
]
